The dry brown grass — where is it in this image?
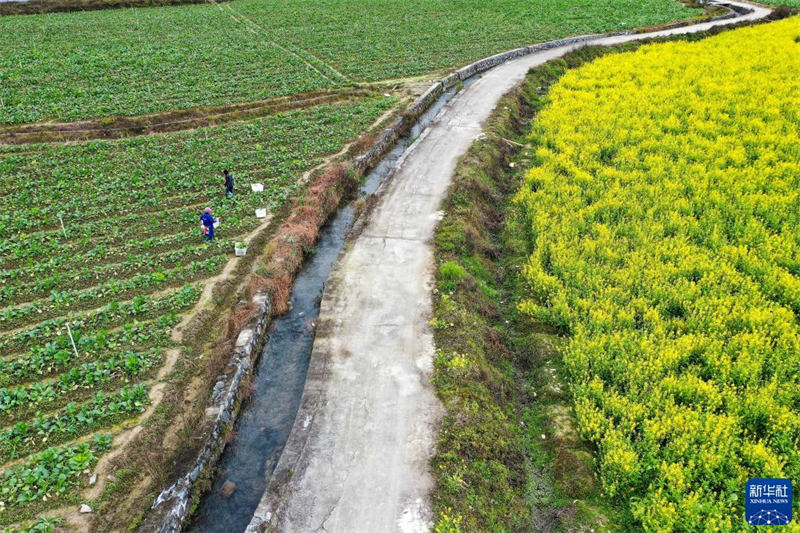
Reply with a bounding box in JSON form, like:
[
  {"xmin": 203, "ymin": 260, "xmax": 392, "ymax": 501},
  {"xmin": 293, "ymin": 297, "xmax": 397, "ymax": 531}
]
[
  {"xmin": 351, "ymin": 133, "xmax": 378, "ymax": 153},
  {"xmin": 225, "ymin": 302, "xmax": 257, "ymax": 341},
  {"xmin": 207, "ymin": 339, "xmax": 234, "ymax": 379},
  {"xmin": 249, "ymin": 162, "xmax": 353, "ymax": 315}
]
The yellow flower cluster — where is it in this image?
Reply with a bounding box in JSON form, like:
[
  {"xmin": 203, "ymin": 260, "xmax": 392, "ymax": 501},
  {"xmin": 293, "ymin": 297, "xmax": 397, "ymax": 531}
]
[{"xmin": 515, "ymin": 17, "xmax": 800, "ymax": 531}]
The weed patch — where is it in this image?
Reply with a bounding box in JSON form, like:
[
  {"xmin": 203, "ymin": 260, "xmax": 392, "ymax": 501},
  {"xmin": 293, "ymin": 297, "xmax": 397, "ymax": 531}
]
[{"xmin": 430, "ymin": 46, "xmax": 632, "ymax": 532}]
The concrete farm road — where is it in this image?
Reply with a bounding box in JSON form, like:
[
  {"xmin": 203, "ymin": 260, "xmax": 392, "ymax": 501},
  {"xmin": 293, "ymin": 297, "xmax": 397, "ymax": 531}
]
[{"xmin": 247, "ymin": 2, "xmax": 770, "ymax": 532}]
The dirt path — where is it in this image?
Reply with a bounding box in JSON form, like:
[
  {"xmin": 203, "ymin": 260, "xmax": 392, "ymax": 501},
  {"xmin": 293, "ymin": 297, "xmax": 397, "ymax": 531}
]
[{"xmin": 245, "ymin": 3, "xmax": 770, "ymax": 532}]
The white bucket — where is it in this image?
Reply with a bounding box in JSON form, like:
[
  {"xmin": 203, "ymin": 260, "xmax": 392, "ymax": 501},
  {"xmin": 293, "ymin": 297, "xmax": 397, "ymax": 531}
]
[
  {"xmin": 251, "ymin": 183, "xmax": 264, "ymax": 193},
  {"xmin": 255, "ymin": 208, "xmax": 267, "ymax": 219},
  {"xmin": 234, "ymin": 246, "xmax": 247, "ymax": 257}
]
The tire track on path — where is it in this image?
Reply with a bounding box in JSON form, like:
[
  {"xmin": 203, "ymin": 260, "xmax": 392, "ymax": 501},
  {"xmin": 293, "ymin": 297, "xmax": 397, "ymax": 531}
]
[{"xmin": 214, "ymin": 2, "xmax": 349, "ymax": 86}]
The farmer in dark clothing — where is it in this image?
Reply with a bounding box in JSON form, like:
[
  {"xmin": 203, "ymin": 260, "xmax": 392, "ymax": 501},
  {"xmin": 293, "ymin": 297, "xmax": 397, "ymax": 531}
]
[
  {"xmin": 223, "ymin": 169, "xmax": 234, "ymax": 197},
  {"xmin": 201, "ymin": 207, "xmax": 216, "ymax": 242}
]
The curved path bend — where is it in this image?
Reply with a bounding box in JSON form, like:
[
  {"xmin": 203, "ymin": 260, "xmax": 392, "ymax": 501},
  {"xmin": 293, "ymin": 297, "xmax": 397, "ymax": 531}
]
[{"xmin": 247, "ymin": 2, "xmax": 770, "ymax": 531}]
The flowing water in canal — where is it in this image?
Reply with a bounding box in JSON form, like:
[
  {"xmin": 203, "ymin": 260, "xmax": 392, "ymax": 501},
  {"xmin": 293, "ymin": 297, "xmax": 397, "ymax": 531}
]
[{"xmin": 189, "ymin": 82, "xmax": 464, "ymax": 532}]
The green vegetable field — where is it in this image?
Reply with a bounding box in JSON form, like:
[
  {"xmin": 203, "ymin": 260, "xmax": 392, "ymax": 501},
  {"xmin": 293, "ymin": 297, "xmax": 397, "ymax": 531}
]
[
  {"xmin": 0, "ymin": 98, "xmax": 389, "ymax": 527},
  {"xmin": 0, "ymin": 0, "xmax": 699, "ymax": 124}
]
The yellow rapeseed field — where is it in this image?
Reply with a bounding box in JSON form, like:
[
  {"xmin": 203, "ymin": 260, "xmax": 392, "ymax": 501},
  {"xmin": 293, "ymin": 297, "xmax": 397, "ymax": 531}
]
[{"xmin": 515, "ymin": 17, "xmax": 800, "ymax": 531}]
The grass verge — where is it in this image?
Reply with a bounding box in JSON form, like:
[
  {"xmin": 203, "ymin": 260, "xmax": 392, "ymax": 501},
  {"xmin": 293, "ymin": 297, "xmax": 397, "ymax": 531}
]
[
  {"xmin": 426, "ymin": 12, "xmax": 798, "ymax": 526},
  {"xmin": 430, "ymin": 47, "xmax": 628, "ymax": 533}
]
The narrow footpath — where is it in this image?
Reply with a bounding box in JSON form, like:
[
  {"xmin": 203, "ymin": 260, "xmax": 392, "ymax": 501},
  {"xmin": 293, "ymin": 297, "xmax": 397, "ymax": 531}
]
[{"xmin": 246, "ymin": 2, "xmax": 770, "ymax": 531}]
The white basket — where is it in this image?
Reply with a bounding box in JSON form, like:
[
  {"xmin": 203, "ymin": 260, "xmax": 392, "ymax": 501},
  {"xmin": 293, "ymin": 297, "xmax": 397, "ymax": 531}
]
[
  {"xmin": 255, "ymin": 208, "xmax": 267, "ymax": 219},
  {"xmin": 234, "ymin": 246, "xmax": 247, "ymax": 257},
  {"xmin": 251, "ymin": 183, "xmax": 264, "ymax": 193}
]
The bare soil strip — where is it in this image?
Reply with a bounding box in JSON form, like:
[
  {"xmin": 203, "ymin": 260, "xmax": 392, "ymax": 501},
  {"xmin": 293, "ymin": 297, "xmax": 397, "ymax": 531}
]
[
  {"xmin": 247, "ymin": 2, "xmax": 770, "ymax": 532},
  {"xmin": 0, "ymin": 89, "xmax": 370, "ymax": 145},
  {"xmin": 0, "ymin": 0, "xmax": 227, "ymax": 17}
]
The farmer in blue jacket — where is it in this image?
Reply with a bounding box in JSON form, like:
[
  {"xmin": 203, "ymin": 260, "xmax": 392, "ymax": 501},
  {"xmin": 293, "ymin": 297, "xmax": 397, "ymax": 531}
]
[{"xmin": 201, "ymin": 207, "xmax": 216, "ymax": 242}]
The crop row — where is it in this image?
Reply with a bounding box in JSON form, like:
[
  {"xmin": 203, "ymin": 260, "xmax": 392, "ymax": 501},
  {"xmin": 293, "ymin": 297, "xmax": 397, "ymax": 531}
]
[
  {"xmin": 514, "ymin": 18, "xmax": 800, "ymax": 530},
  {"xmin": 0, "ymin": 285, "xmax": 200, "ymax": 358},
  {"xmin": 0, "ymin": 435, "xmax": 111, "ymax": 514},
  {"xmin": 1, "ymin": 243, "xmax": 224, "ymax": 304},
  {"xmin": 0, "ymin": 384, "xmax": 148, "ymax": 462},
  {"xmin": 3, "ymin": 189, "xmax": 205, "ymax": 234},
  {"xmin": 2, "ymin": 201, "xmax": 252, "ymax": 263},
  {"xmin": 0, "ymin": 316, "xmax": 176, "ymax": 387},
  {"xmin": 2, "ymin": 230, "xmax": 230, "ymax": 278},
  {"xmin": 2, "ymin": 218, "xmax": 256, "ymax": 272},
  {"xmin": 0, "ymin": 254, "xmax": 226, "ymax": 331},
  {"xmin": 1, "ymin": 516, "xmax": 60, "ymax": 533},
  {"xmin": 0, "ymin": 348, "xmax": 159, "ymax": 423},
  {"xmin": 3, "ymin": 189, "xmax": 261, "ymax": 249}
]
